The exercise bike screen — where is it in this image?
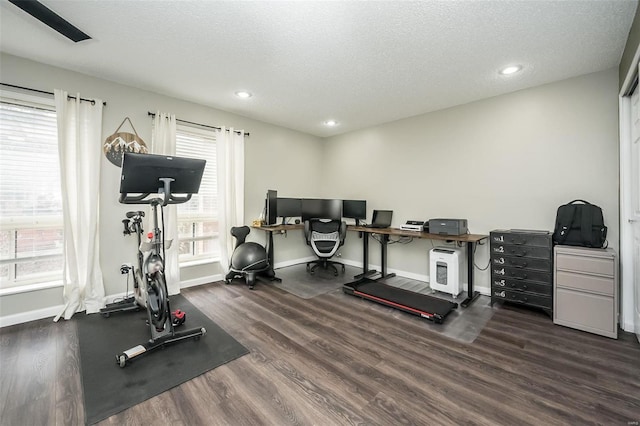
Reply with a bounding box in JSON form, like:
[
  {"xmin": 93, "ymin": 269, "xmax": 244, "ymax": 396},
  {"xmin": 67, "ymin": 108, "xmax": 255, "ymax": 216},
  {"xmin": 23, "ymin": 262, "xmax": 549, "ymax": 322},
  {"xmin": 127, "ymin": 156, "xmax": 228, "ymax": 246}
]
[{"xmin": 120, "ymin": 152, "xmax": 206, "ymax": 194}]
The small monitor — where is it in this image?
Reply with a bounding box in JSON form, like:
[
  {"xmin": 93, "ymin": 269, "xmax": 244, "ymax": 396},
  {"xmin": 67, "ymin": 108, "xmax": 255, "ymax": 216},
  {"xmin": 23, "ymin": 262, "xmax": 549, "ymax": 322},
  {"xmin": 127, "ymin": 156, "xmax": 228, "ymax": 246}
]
[
  {"xmin": 265, "ymin": 190, "xmax": 278, "ymax": 225},
  {"xmin": 343, "ymin": 200, "xmax": 367, "ymax": 220},
  {"xmin": 277, "ymin": 197, "xmax": 302, "ymax": 224},
  {"xmin": 371, "ymin": 210, "xmax": 393, "ymax": 227},
  {"xmin": 120, "ymin": 152, "xmax": 206, "ymax": 194},
  {"xmin": 301, "ymin": 198, "xmax": 342, "ymax": 221}
]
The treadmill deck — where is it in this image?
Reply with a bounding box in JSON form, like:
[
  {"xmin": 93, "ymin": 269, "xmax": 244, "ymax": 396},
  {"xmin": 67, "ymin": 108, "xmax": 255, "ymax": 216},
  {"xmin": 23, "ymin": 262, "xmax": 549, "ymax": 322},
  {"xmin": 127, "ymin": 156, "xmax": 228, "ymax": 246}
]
[{"xmin": 343, "ymin": 278, "xmax": 458, "ymax": 324}]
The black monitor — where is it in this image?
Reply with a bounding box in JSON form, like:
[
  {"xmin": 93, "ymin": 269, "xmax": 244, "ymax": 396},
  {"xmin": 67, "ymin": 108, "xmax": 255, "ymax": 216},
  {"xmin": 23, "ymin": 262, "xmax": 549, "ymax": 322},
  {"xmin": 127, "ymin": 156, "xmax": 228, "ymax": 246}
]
[
  {"xmin": 265, "ymin": 190, "xmax": 278, "ymax": 225},
  {"xmin": 301, "ymin": 198, "xmax": 342, "ymax": 221},
  {"xmin": 371, "ymin": 209, "xmax": 393, "ymax": 227},
  {"xmin": 342, "ymin": 200, "xmax": 367, "ymax": 220},
  {"xmin": 277, "ymin": 197, "xmax": 302, "ymax": 224},
  {"xmin": 120, "ymin": 152, "xmax": 206, "ymax": 195}
]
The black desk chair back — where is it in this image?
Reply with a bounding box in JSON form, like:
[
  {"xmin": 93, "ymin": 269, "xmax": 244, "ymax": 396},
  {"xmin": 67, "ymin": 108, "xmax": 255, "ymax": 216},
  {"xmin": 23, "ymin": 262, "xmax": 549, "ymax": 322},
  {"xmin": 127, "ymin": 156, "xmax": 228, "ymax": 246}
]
[
  {"xmin": 304, "ymin": 218, "xmax": 347, "ymax": 276},
  {"xmin": 225, "ymin": 226, "xmax": 270, "ymax": 289}
]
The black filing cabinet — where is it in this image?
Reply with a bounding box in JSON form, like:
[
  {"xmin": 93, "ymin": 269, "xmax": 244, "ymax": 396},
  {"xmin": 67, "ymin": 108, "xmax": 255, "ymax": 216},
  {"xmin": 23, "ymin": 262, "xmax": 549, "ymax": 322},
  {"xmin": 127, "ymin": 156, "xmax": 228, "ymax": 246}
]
[{"xmin": 490, "ymin": 229, "xmax": 553, "ymax": 316}]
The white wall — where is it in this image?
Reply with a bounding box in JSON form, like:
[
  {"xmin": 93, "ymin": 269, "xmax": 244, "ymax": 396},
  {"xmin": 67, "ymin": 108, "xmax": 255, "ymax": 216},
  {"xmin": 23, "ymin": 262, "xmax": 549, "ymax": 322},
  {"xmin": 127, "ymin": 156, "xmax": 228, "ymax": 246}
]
[
  {"xmin": 0, "ymin": 54, "xmax": 621, "ymax": 324},
  {"xmin": 0, "ymin": 53, "xmax": 323, "ymax": 322},
  {"xmin": 324, "ymin": 68, "xmax": 620, "ymax": 292}
]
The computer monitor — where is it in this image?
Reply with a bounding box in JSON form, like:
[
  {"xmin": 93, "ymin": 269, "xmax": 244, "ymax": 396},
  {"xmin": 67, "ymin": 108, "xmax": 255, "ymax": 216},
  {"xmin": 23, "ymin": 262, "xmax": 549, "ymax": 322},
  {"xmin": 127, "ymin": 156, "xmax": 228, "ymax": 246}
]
[
  {"xmin": 301, "ymin": 198, "xmax": 342, "ymax": 221},
  {"xmin": 277, "ymin": 197, "xmax": 302, "ymax": 224},
  {"xmin": 342, "ymin": 200, "xmax": 367, "ymax": 220},
  {"xmin": 265, "ymin": 189, "xmax": 278, "ymax": 225},
  {"xmin": 120, "ymin": 152, "xmax": 206, "ymax": 195},
  {"xmin": 371, "ymin": 209, "xmax": 393, "ymax": 227}
]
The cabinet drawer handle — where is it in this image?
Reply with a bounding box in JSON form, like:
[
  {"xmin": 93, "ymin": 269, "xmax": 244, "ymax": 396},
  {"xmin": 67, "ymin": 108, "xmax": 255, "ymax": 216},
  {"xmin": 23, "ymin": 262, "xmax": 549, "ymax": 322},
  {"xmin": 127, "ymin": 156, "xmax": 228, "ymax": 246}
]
[{"xmin": 510, "ymin": 249, "xmax": 527, "ymax": 257}]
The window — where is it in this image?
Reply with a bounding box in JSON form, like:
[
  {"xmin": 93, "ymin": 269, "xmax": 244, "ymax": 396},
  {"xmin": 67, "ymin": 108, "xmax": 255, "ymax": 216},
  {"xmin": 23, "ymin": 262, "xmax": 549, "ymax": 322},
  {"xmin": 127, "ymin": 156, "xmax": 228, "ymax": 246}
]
[
  {"xmin": 0, "ymin": 95, "xmax": 63, "ymax": 291},
  {"xmin": 175, "ymin": 124, "xmax": 219, "ymax": 264}
]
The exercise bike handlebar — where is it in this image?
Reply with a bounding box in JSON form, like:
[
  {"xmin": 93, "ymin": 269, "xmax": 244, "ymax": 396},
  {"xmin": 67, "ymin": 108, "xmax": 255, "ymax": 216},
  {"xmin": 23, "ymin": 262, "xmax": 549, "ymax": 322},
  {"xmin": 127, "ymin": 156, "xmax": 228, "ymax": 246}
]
[
  {"xmin": 119, "ymin": 193, "xmax": 151, "ymax": 204},
  {"xmin": 120, "ymin": 193, "xmax": 193, "ymax": 206},
  {"xmin": 120, "ymin": 177, "xmax": 194, "ymax": 206},
  {"xmin": 122, "ymin": 219, "xmax": 131, "ymax": 235}
]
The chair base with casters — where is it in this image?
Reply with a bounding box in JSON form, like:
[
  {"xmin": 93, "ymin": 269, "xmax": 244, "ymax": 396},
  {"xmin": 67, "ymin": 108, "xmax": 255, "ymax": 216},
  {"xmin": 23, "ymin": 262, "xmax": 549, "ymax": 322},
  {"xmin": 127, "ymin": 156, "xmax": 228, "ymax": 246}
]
[
  {"xmin": 224, "ymin": 226, "xmax": 272, "ymax": 289},
  {"xmin": 306, "ymin": 258, "xmax": 345, "ymax": 276}
]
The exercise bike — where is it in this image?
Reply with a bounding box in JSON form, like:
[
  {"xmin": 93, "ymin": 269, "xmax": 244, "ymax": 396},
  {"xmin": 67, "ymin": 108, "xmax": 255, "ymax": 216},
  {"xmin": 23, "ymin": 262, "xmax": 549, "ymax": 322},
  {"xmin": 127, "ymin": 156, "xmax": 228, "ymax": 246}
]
[
  {"xmin": 116, "ymin": 153, "xmax": 207, "ymax": 368},
  {"xmin": 99, "ymin": 211, "xmax": 147, "ymax": 317}
]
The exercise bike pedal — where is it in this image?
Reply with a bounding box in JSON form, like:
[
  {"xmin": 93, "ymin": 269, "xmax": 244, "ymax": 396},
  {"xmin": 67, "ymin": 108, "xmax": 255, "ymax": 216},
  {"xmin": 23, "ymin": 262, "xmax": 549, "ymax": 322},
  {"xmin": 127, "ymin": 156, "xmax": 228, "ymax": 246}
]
[{"xmin": 171, "ymin": 309, "xmax": 186, "ymax": 327}]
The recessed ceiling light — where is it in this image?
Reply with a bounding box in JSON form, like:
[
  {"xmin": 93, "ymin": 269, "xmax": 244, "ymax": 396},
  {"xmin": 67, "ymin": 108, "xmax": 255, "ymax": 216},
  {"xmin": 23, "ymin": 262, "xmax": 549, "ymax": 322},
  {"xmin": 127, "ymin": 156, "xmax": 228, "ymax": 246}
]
[
  {"xmin": 499, "ymin": 65, "xmax": 522, "ymax": 75},
  {"xmin": 324, "ymin": 120, "xmax": 338, "ymax": 127},
  {"xmin": 235, "ymin": 91, "xmax": 252, "ymax": 99}
]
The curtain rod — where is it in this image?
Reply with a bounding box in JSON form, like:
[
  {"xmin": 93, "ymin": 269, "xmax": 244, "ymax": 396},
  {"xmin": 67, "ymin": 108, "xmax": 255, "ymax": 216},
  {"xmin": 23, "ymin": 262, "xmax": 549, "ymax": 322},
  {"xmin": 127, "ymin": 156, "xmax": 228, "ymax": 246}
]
[
  {"xmin": 147, "ymin": 111, "xmax": 249, "ymax": 136},
  {"xmin": 0, "ymin": 83, "xmax": 107, "ymax": 106}
]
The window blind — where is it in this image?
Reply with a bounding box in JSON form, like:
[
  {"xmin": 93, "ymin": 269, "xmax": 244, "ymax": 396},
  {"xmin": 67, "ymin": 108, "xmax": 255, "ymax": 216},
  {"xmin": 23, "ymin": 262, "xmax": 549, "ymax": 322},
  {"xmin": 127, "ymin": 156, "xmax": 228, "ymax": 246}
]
[
  {"xmin": 175, "ymin": 124, "xmax": 219, "ymax": 262},
  {"xmin": 0, "ymin": 102, "xmax": 60, "ymax": 220},
  {"xmin": 0, "ymin": 100, "xmax": 63, "ymax": 288},
  {"xmin": 175, "ymin": 126, "xmax": 217, "ymax": 216}
]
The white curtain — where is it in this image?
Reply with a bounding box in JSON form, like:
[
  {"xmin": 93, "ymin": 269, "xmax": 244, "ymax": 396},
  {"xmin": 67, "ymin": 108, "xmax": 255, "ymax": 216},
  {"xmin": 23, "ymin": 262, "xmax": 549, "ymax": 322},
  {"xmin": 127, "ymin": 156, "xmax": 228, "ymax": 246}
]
[
  {"xmin": 151, "ymin": 111, "xmax": 181, "ymax": 295},
  {"xmin": 53, "ymin": 90, "xmax": 105, "ymax": 321},
  {"xmin": 217, "ymin": 127, "xmax": 245, "ymax": 273}
]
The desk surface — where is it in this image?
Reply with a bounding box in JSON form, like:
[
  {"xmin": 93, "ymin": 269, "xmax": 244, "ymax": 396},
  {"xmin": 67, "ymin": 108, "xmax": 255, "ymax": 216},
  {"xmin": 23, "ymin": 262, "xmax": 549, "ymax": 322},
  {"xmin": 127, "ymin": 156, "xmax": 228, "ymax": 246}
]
[
  {"xmin": 254, "ymin": 223, "xmax": 303, "ymax": 232},
  {"xmin": 254, "ymin": 224, "xmax": 487, "ymax": 243},
  {"xmin": 349, "ymin": 226, "xmax": 487, "ymax": 243}
]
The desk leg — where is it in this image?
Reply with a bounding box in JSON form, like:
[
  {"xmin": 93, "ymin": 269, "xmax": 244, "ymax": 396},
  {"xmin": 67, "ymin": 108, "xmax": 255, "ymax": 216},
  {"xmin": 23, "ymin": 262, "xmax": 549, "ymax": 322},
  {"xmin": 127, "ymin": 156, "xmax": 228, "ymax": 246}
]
[
  {"xmin": 264, "ymin": 231, "xmax": 281, "ymax": 282},
  {"xmin": 354, "ymin": 232, "xmax": 376, "ymax": 279},
  {"xmin": 380, "ymin": 234, "xmax": 396, "ymax": 279},
  {"xmin": 267, "ymin": 231, "xmax": 275, "ymax": 268},
  {"xmin": 460, "ymin": 241, "xmax": 480, "ymax": 308}
]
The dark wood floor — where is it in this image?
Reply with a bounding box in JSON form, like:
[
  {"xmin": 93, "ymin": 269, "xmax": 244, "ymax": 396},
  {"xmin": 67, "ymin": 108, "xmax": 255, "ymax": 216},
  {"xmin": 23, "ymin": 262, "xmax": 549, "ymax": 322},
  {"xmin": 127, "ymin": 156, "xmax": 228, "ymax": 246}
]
[{"xmin": 1, "ymin": 280, "xmax": 639, "ymax": 425}]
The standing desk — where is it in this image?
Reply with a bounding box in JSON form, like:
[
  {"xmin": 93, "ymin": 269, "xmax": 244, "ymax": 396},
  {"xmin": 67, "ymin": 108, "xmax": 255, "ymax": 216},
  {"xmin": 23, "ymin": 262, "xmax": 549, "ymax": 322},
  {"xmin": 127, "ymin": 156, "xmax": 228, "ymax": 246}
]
[
  {"xmin": 253, "ymin": 223, "xmax": 303, "ymax": 270},
  {"xmin": 253, "ymin": 224, "xmax": 488, "ymax": 308},
  {"xmin": 350, "ymin": 226, "xmax": 487, "ymax": 307}
]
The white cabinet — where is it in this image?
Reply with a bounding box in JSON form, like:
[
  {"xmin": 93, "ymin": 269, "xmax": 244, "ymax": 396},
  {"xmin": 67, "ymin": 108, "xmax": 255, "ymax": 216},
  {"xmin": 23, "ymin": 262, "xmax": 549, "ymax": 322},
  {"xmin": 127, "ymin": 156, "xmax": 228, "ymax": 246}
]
[{"xmin": 553, "ymin": 246, "xmax": 618, "ymax": 338}]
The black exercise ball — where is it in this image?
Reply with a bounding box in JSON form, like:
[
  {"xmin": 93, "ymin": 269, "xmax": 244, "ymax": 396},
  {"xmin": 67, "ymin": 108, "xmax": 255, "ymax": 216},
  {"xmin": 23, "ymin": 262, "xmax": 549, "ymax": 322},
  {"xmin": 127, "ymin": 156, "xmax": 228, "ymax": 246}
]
[{"xmin": 231, "ymin": 242, "xmax": 268, "ymax": 272}]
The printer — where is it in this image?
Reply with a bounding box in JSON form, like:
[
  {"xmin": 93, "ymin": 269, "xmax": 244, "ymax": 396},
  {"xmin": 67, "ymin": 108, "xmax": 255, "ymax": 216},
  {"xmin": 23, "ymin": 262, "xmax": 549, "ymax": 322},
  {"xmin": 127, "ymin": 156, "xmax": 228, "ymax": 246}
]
[
  {"xmin": 428, "ymin": 218, "xmax": 468, "ymax": 236},
  {"xmin": 400, "ymin": 220, "xmax": 425, "ymax": 232}
]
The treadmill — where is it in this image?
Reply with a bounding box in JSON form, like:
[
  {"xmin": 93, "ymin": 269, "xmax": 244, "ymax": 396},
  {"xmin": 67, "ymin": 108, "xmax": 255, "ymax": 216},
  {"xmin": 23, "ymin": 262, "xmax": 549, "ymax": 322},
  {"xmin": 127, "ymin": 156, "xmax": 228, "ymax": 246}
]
[{"xmin": 343, "ymin": 278, "xmax": 458, "ymax": 324}]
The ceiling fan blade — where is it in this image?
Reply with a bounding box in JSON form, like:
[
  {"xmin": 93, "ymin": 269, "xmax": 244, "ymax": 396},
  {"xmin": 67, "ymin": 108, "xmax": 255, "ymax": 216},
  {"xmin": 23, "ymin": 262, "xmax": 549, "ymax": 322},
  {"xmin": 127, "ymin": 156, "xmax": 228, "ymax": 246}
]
[{"xmin": 8, "ymin": 0, "xmax": 91, "ymax": 42}]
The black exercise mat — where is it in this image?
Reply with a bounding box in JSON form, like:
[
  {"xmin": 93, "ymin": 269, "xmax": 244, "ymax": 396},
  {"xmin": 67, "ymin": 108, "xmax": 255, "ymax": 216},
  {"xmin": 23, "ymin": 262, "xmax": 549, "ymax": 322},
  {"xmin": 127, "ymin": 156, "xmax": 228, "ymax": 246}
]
[{"xmin": 76, "ymin": 294, "xmax": 248, "ymax": 425}]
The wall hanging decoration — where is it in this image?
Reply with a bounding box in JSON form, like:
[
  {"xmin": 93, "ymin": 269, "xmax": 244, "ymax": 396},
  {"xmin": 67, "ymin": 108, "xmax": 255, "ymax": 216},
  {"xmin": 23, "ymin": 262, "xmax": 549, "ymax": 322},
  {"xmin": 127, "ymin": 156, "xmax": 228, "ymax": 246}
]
[{"xmin": 103, "ymin": 116, "xmax": 148, "ymax": 167}]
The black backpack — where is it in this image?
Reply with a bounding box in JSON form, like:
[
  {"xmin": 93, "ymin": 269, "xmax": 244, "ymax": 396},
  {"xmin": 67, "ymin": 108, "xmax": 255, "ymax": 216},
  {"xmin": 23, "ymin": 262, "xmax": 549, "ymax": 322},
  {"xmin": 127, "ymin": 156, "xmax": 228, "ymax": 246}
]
[{"xmin": 552, "ymin": 200, "xmax": 607, "ymax": 248}]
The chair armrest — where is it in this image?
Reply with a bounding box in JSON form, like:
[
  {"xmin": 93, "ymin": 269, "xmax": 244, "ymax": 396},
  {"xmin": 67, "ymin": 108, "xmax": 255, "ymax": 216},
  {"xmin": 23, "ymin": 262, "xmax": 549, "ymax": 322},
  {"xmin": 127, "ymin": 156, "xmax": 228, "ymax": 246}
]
[
  {"xmin": 303, "ymin": 220, "xmax": 311, "ymax": 245},
  {"xmin": 339, "ymin": 221, "xmax": 347, "ymax": 245}
]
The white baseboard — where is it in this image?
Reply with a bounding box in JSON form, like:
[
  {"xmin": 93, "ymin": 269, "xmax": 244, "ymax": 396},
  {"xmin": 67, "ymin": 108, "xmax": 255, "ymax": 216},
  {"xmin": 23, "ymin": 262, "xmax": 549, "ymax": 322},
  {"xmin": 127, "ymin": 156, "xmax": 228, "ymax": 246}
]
[
  {"xmin": 275, "ymin": 257, "xmax": 491, "ymax": 296},
  {"xmin": 0, "ymin": 275, "xmax": 222, "ymax": 328},
  {"xmin": 1, "ymin": 260, "xmax": 491, "ymax": 328},
  {"xmin": 0, "ymin": 305, "xmax": 63, "ymax": 328},
  {"xmin": 180, "ymin": 274, "xmax": 222, "ymax": 289},
  {"xmin": 274, "ymin": 256, "xmax": 316, "ymax": 269},
  {"xmin": 621, "ymin": 318, "xmax": 637, "ymax": 334}
]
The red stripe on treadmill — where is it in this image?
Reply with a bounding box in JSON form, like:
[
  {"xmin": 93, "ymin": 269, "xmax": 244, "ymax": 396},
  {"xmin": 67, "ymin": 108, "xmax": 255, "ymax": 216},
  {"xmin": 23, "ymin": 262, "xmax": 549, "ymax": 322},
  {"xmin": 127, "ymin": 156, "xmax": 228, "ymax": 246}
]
[{"xmin": 353, "ymin": 290, "xmax": 434, "ymax": 318}]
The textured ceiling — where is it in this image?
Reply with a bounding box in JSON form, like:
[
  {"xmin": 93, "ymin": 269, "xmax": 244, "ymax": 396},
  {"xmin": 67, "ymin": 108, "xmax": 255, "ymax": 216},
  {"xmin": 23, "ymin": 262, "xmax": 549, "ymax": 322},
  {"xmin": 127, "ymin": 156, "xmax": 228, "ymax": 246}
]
[{"xmin": 0, "ymin": 1, "xmax": 637, "ymax": 137}]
